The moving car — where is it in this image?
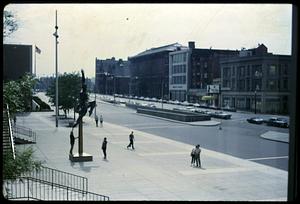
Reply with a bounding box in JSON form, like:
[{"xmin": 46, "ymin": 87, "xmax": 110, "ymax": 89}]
[
  {"xmin": 266, "ymin": 117, "xmax": 289, "ymax": 128},
  {"xmin": 247, "ymin": 117, "xmax": 264, "ymax": 124}
]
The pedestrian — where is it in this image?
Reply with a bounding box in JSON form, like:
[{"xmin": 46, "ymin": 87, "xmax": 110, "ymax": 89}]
[
  {"xmin": 69, "ymin": 130, "xmax": 78, "ymax": 155},
  {"xmin": 194, "ymin": 144, "xmax": 202, "ymax": 168},
  {"xmin": 190, "ymin": 146, "xmax": 196, "ymax": 167},
  {"xmin": 127, "ymin": 131, "xmax": 135, "ymax": 150},
  {"xmin": 102, "ymin": 137, "xmax": 107, "ymax": 159},
  {"xmin": 100, "ymin": 115, "xmax": 103, "ymax": 127},
  {"xmin": 95, "ymin": 115, "xmax": 99, "ymax": 127},
  {"xmin": 13, "ymin": 115, "xmax": 17, "ymax": 126}
]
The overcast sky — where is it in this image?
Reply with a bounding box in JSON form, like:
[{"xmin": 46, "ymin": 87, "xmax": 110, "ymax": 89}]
[{"xmin": 4, "ymin": 3, "xmax": 292, "ymax": 78}]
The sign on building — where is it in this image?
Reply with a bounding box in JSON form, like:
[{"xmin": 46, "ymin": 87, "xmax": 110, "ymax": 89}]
[{"xmin": 207, "ymin": 84, "xmax": 220, "ymax": 94}]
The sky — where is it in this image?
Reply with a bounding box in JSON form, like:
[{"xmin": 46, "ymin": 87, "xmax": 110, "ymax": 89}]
[{"xmin": 4, "ymin": 3, "xmax": 292, "ymax": 78}]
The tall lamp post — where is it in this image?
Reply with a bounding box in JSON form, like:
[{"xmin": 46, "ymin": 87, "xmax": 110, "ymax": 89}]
[
  {"xmin": 161, "ymin": 79, "xmax": 164, "ymax": 109},
  {"xmin": 254, "ymin": 70, "xmax": 262, "ymax": 114},
  {"xmin": 53, "ymin": 10, "xmax": 59, "ymax": 127},
  {"xmin": 94, "ymin": 87, "xmax": 97, "ymax": 119}
]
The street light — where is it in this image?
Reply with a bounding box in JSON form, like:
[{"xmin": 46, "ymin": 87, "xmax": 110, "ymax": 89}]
[
  {"xmin": 254, "ymin": 70, "xmax": 262, "ymax": 114},
  {"xmin": 53, "ymin": 10, "xmax": 59, "ymax": 127},
  {"xmin": 254, "ymin": 85, "xmax": 259, "ymax": 114}
]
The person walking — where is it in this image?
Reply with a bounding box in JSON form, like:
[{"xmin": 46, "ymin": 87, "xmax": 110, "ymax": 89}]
[
  {"xmin": 102, "ymin": 137, "xmax": 107, "ymax": 159},
  {"xmin": 194, "ymin": 144, "xmax": 202, "ymax": 168},
  {"xmin": 127, "ymin": 131, "xmax": 135, "ymax": 150},
  {"xmin": 13, "ymin": 115, "xmax": 17, "ymax": 126},
  {"xmin": 69, "ymin": 130, "xmax": 78, "ymax": 155},
  {"xmin": 100, "ymin": 115, "xmax": 103, "ymax": 127},
  {"xmin": 190, "ymin": 146, "xmax": 196, "ymax": 166},
  {"xmin": 95, "ymin": 115, "xmax": 99, "ymax": 127}
]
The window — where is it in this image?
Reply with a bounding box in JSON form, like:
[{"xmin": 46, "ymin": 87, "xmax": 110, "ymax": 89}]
[{"xmin": 268, "ymin": 65, "xmax": 277, "ymax": 76}]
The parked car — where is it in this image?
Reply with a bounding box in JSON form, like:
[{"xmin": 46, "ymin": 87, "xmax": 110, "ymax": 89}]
[
  {"xmin": 211, "ymin": 111, "xmax": 232, "ymax": 119},
  {"xmin": 247, "ymin": 117, "xmax": 264, "ymax": 124},
  {"xmin": 266, "ymin": 117, "xmax": 289, "ymax": 128},
  {"xmin": 193, "ymin": 103, "xmax": 201, "ymax": 107}
]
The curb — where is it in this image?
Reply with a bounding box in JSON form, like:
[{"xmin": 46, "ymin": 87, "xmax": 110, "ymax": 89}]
[{"xmin": 136, "ymin": 113, "xmax": 221, "ymax": 126}]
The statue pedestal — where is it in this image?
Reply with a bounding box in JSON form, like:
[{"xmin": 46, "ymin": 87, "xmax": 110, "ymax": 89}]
[{"xmin": 69, "ymin": 153, "xmax": 93, "ymax": 162}]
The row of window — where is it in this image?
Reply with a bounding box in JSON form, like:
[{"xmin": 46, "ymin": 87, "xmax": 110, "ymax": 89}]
[
  {"xmin": 223, "ymin": 78, "xmax": 289, "ymax": 91},
  {"xmin": 172, "ymin": 64, "xmax": 186, "ymax": 74},
  {"xmin": 171, "ymin": 76, "xmax": 186, "ymax": 84},
  {"xmin": 172, "ymin": 53, "xmax": 187, "ymax": 63},
  {"xmin": 223, "ymin": 64, "xmax": 288, "ymax": 78}
]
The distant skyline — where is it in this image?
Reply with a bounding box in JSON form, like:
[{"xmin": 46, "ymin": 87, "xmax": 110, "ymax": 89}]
[{"xmin": 4, "ymin": 4, "xmax": 292, "ymax": 78}]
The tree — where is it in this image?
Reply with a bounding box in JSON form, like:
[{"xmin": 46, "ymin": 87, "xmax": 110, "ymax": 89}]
[
  {"xmin": 3, "ymin": 147, "xmax": 42, "ymax": 180},
  {"xmin": 3, "ymin": 73, "xmax": 37, "ymax": 115},
  {"xmin": 46, "ymin": 72, "xmax": 82, "ymax": 118},
  {"xmin": 3, "ymin": 10, "xmax": 18, "ymax": 39}
]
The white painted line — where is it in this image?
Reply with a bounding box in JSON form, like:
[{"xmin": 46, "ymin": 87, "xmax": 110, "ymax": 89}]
[
  {"xmin": 247, "ymin": 156, "xmax": 288, "ymax": 161},
  {"xmin": 111, "ymin": 141, "xmax": 160, "ymax": 144},
  {"xmin": 178, "ymin": 166, "xmax": 269, "ymax": 175},
  {"xmin": 138, "ymin": 151, "xmax": 188, "ymax": 156}
]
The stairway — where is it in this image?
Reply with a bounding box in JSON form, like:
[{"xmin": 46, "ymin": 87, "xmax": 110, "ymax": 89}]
[
  {"xmin": 2, "ymin": 108, "xmax": 15, "ymax": 158},
  {"xmin": 12, "ymin": 124, "xmax": 36, "ymax": 144}
]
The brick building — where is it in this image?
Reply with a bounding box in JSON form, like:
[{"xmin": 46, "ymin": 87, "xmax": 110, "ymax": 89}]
[{"xmin": 220, "ymin": 44, "xmax": 291, "ymax": 114}]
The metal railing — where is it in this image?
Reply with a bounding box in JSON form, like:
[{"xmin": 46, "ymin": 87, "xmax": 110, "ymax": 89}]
[
  {"xmin": 5, "ymin": 104, "xmax": 16, "ymax": 159},
  {"xmin": 4, "ymin": 177, "xmax": 109, "ymax": 201},
  {"xmin": 12, "ymin": 124, "xmax": 36, "ymax": 143},
  {"xmin": 22, "ymin": 166, "xmax": 88, "ymax": 192}
]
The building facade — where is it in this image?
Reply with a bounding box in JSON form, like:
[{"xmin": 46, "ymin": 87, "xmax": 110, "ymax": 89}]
[
  {"xmin": 169, "ymin": 41, "xmax": 239, "ymax": 104},
  {"xmin": 169, "ymin": 47, "xmax": 190, "ymax": 101},
  {"xmin": 3, "ymin": 44, "xmax": 33, "ymax": 81},
  {"xmin": 220, "ymin": 44, "xmax": 291, "ymax": 114},
  {"xmin": 129, "ymin": 43, "xmax": 186, "ymax": 99},
  {"xmin": 95, "ymin": 57, "xmax": 130, "ymax": 95}
]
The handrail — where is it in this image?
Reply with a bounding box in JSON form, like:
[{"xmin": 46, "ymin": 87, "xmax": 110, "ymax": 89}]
[
  {"xmin": 12, "ymin": 124, "xmax": 36, "ymax": 143},
  {"xmin": 22, "ymin": 165, "xmax": 88, "ymax": 192},
  {"xmin": 4, "ymin": 177, "xmax": 109, "ymax": 201},
  {"xmin": 5, "ymin": 104, "xmax": 16, "ymax": 159}
]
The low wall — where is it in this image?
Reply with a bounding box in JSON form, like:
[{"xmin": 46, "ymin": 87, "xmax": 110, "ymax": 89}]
[{"xmin": 136, "ymin": 107, "xmax": 211, "ymax": 122}]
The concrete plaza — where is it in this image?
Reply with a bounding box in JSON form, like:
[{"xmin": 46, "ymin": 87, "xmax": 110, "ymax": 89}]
[{"xmin": 15, "ymin": 110, "xmax": 288, "ymax": 201}]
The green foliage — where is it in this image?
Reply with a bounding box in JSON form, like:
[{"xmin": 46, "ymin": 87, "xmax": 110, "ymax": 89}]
[
  {"xmin": 3, "ymin": 147, "xmax": 42, "ymax": 180},
  {"xmin": 3, "ymin": 73, "xmax": 37, "ymax": 115},
  {"xmin": 46, "ymin": 72, "xmax": 82, "ymax": 117},
  {"xmin": 3, "ymin": 10, "xmax": 18, "ymax": 39}
]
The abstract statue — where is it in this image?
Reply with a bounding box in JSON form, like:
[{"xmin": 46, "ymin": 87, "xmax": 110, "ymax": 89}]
[
  {"xmin": 72, "ymin": 69, "xmax": 96, "ymax": 130},
  {"xmin": 69, "ymin": 69, "xmax": 95, "ymax": 161}
]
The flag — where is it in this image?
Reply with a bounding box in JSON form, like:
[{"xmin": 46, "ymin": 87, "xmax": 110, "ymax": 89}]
[{"xmin": 35, "ymin": 46, "xmax": 41, "ymax": 54}]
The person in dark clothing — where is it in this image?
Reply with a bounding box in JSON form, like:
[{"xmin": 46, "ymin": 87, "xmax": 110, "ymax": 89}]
[
  {"xmin": 69, "ymin": 131, "xmax": 78, "ymax": 155},
  {"xmin": 100, "ymin": 115, "xmax": 103, "ymax": 127},
  {"xmin": 102, "ymin": 137, "xmax": 107, "ymax": 159},
  {"xmin": 95, "ymin": 115, "xmax": 99, "ymax": 127},
  {"xmin": 190, "ymin": 146, "xmax": 196, "ymax": 167},
  {"xmin": 127, "ymin": 131, "xmax": 135, "ymax": 150},
  {"xmin": 13, "ymin": 115, "xmax": 17, "ymax": 126},
  {"xmin": 194, "ymin": 144, "xmax": 202, "ymax": 168}
]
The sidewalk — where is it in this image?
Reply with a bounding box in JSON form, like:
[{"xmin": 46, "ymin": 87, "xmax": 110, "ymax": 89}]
[{"xmin": 15, "ymin": 111, "xmax": 287, "ymax": 201}]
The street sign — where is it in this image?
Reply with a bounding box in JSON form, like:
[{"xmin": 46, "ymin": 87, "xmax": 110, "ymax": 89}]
[{"xmin": 207, "ymin": 85, "xmax": 220, "ymax": 93}]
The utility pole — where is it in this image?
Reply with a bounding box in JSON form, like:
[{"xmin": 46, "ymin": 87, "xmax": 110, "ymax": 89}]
[
  {"xmin": 94, "ymin": 89, "xmax": 97, "ymax": 119},
  {"xmin": 53, "ymin": 10, "xmax": 59, "ymax": 127},
  {"xmin": 161, "ymin": 80, "xmax": 164, "ymax": 109}
]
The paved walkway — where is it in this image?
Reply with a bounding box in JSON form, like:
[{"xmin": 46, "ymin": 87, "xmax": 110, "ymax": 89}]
[{"xmin": 15, "ymin": 110, "xmax": 288, "ymax": 201}]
